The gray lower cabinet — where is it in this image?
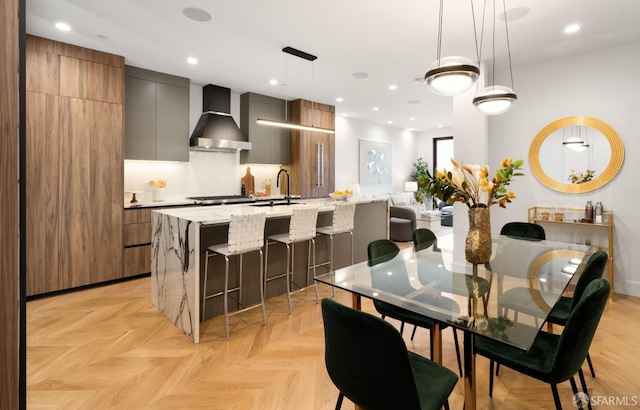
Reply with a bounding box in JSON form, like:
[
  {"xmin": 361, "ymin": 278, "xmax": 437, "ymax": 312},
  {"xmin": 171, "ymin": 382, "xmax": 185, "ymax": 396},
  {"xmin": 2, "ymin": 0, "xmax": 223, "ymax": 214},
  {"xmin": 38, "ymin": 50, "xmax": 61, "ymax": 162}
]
[
  {"xmin": 125, "ymin": 65, "xmax": 189, "ymax": 161},
  {"xmin": 240, "ymin": 92, "xmax": 290, "ymax": 164}
]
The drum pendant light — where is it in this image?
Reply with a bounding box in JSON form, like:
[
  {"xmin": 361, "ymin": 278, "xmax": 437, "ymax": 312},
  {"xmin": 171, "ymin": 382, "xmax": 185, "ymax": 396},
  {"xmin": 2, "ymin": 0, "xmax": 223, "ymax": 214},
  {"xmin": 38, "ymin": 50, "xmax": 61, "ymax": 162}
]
[
  {"xmin": 424, "ymin": 0, "xmax": 480, "ymax": 96},
  {"xmin": 473, "ymin": 0, "xmax": 517, "ymax": 115}
]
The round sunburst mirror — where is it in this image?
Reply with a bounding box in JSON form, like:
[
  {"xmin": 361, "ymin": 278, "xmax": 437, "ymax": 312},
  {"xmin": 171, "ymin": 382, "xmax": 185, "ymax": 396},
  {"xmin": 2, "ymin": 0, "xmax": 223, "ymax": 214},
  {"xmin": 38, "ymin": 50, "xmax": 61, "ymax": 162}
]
[{"xmin": 529, "ymin": 116, "xmax": 624, "ymax": 193}]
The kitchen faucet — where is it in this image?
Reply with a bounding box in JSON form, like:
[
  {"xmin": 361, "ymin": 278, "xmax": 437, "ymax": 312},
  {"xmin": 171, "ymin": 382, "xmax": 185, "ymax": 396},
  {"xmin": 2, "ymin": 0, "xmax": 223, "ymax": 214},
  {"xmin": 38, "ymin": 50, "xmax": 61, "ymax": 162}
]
[{"xmin": 276, "ymin": 169, "xmax": 291, "ymax": 205}]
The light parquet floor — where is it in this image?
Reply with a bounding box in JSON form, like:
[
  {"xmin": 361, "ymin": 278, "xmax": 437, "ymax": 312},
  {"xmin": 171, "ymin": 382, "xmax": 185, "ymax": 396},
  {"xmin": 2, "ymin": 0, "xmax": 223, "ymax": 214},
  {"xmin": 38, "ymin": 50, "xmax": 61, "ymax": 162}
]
[{"xmin": 27, "ymin": 273, "xmax": 640, "ymax": 409}]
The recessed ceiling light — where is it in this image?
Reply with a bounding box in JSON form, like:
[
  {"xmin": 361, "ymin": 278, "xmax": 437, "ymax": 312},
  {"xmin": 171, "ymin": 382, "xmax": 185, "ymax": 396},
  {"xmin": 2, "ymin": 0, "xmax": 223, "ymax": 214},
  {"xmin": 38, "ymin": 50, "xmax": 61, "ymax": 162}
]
[
  {"xmin": 183, "ymin": 7, "xmax": 212, "ymax": 22},
  {"xmin": 565, "ymin": 24, "xmax": 580, "ymax": 33},
  {"xmin": 438, "ymin": 125, "xmax": 443, "ymax": 128},
  {"xmin": 387, "ymin": 121, "xmax": 393, "ymax": 124},
  {"xmin": 55, "ymin": 22, "xmax": 71, "ymax": 32},
  {"xmin": 269, "ymin": 79, "xmax": 278, "ymax": 85},
  {"xmin": 409, "ymin": 117, "xmax": 416, "ymax": 121},
  {"xmin": 97, "ymin": 34, "xmax": 108, "ymax": 40},
  {"xmin": 336, "ymin": 97, "xmax": 343, "ymax": 102},
  {"xmin": 408, "ymin": 100, "xmax": 420, "ymax": 105},
  {"xmin": 372, "ymin": 107, "xmax": 379, "ymax": 111},
  {"xmin": 352, "ymin": 72, "xmax": 369, "ymax": 79},
  {"xmin": 388, "ymin": 85, "xmax": 397, "ymax": 90},
  {"xmin": 187, "ymin": 57, "xmax": 198, "ymax": 65}
]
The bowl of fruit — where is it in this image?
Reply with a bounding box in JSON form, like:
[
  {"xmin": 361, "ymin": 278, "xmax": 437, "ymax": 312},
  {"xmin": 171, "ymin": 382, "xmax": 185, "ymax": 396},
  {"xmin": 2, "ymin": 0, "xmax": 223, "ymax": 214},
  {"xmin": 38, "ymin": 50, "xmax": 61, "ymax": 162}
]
[{"xmin": 329, "ymin": 189, "xmax": 353, "ymax": 201}]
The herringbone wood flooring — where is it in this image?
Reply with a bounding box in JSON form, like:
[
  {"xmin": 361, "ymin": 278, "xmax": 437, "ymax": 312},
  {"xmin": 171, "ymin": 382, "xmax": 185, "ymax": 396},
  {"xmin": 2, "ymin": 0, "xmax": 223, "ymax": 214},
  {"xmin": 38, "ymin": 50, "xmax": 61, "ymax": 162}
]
[{"xmin": 28, "ymin": 274, "xmax": 640, "ymax": 409}]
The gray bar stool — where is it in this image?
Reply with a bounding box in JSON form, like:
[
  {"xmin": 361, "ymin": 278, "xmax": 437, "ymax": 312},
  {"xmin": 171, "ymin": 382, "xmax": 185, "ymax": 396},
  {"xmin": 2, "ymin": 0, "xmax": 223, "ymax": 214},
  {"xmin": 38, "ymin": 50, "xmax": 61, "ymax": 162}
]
[
  {"xmin": 315, "ymin": 202, "xmax": 356, "ymax": 295},
  {"xmin": 201, "ymin": 211, "xmax": 267, "ymax": 340},
  {"xmin": 264, "ymin": 206, "xmax": 320, "ymax": 314}
]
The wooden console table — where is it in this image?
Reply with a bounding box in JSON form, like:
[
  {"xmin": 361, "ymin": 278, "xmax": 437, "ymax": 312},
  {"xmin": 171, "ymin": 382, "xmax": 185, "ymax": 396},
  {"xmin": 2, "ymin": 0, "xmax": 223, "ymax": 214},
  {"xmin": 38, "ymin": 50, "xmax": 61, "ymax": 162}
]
[{"xmin": 528, "ymin": 206, "xmax": 614, "ymax": 296}]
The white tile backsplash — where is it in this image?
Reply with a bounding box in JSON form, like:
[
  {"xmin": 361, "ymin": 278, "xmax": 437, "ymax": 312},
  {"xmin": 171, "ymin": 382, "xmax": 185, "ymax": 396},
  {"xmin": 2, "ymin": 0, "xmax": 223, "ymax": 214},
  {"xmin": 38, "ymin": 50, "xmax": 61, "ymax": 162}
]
[{"xmin": 124, "ymin": 153, "xmax": 285, "ymax": 202}]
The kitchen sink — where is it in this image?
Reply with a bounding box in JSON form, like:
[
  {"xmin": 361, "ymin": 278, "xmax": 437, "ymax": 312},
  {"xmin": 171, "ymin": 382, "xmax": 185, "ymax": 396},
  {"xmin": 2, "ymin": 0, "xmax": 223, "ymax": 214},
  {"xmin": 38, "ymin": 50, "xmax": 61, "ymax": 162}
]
[{"xmin": 251, "ymin": 201, "xmax": 300, "ymax": 207}]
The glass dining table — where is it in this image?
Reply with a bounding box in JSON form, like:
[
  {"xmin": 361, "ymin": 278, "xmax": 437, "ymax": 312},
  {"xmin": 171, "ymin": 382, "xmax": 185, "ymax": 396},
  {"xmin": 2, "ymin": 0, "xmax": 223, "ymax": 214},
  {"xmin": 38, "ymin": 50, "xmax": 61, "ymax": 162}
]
[{"xmin": 314, "ymin": 234, "xmax": 591, "ymax": 410}]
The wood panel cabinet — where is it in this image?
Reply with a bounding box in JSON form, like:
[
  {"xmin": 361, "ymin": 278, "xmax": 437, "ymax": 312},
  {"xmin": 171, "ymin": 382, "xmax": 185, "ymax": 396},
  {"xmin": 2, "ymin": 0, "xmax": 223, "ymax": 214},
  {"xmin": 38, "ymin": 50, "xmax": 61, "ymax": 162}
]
[
  {"xmin": 124, "ymin": 65, "xmax": 189, "ymax": 161},
  {"xmin": 124, "ymin": 208, "xmax": 152, "ymax": 277},
  {"xmin": 26, "ymin": 35, "xmax": 124, "ymax": 296},
  {"xmin": 288, "ymin": 99, "xmax": 335, "ymax": 198},
  {"xmin": 240, "ymin": 92, "xmax": 291, "ymax": 164}
]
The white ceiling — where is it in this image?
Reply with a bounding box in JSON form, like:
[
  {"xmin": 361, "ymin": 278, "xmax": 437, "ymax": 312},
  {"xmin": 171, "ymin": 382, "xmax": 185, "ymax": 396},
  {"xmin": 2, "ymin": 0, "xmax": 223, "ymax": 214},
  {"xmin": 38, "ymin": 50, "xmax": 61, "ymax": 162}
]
[{"xmin": 25, "ymin": 0, "xmax": 640, "ymax": 133}]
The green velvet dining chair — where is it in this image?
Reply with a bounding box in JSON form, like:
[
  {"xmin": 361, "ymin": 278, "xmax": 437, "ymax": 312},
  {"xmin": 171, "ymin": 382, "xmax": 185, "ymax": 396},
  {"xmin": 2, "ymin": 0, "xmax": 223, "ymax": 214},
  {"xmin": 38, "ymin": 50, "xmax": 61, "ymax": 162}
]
[
  {"xmin": 413, "ymin": 228, "xmax": 438, "ymax": 252},
  {"xmin": 500, "ymin": 221, "xmax": 546, "ymax": 241},
  {"xmin": 496, "ymin": 222, "xmax": 547, "ymax": 328},
  {"xmin": 476, "ymin": 278, "xmax": 610, "ymax": 410},
  {"xmin": 367, "ymin": 239, "xmax": 463, "ymax": 376},
  {"xmin": 321, "ymin": 298, "xmax": 458, "ymax": 410},
  {"xmin": 546, "ymin": 250, "xmax": 608, "ymax": 377}
]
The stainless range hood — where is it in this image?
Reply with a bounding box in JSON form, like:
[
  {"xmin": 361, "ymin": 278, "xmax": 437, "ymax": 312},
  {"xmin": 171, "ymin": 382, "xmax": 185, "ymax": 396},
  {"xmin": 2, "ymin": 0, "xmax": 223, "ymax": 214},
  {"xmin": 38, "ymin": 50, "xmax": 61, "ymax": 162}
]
[{"xmin": 190, "ymin": 84, "xmax": 252, "ymax": 151}]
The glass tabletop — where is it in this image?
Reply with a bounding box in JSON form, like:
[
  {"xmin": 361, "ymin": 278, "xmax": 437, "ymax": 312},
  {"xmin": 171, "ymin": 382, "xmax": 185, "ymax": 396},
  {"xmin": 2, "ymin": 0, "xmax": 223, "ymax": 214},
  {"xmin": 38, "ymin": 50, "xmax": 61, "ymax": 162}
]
[{"xmin": 315, "ymin": 235, "xmax": 591, "ymax": 351}]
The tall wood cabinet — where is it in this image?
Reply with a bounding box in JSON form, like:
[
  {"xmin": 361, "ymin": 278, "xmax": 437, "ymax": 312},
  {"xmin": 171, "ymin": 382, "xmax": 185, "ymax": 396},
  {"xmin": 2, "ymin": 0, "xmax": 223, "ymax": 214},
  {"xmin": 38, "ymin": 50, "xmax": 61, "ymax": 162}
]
[
  {"xmin": 26, "ymin": 35, "xmax": 124, "ymax": 296},
  {"xmin": 287, "ymin": 99, "xmax": 335, "ymax": 198}
]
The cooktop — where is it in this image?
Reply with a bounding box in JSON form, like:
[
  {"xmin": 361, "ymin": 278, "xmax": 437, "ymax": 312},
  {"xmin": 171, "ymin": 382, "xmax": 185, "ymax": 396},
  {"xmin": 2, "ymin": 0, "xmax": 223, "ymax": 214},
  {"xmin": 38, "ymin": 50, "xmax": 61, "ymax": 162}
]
[{"xmin": 186, "ymin": 195, "xmax": 256, "ymax": 205}]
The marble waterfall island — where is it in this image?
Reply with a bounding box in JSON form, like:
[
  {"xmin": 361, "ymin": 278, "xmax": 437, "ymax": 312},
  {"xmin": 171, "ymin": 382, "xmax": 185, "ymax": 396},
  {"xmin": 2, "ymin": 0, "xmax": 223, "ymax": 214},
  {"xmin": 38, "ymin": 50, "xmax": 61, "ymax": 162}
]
[{"xmin": 151, "ymin": 199, "xmax": 389, "ymax": 343}]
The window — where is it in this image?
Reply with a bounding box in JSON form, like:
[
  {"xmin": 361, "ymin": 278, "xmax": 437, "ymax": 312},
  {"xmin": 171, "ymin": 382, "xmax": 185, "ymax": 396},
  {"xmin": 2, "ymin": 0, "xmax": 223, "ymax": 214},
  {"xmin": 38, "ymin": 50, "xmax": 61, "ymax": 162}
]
[{"xmin": 433, "ymin": 136, "xmax": 453, "ymax": 174}]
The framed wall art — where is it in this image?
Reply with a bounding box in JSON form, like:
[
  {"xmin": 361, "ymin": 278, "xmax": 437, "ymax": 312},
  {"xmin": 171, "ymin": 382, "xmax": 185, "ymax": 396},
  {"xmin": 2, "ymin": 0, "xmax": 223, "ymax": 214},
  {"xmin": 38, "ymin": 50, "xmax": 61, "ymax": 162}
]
[{"xmin": 359, "ymin": 139, "xmax": 392, "ymax": 184}]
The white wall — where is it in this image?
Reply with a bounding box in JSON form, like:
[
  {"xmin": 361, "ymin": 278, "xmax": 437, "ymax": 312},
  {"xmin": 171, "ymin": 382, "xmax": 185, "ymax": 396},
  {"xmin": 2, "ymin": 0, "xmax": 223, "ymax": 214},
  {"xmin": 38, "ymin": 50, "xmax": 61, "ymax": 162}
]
[
  {"xmin": 334, "ymin": 116, "xmax": 419, "ymax": 196},
  {"xmin": 487, "ymin": 40, "xmax": 640, "ymax": 296}
]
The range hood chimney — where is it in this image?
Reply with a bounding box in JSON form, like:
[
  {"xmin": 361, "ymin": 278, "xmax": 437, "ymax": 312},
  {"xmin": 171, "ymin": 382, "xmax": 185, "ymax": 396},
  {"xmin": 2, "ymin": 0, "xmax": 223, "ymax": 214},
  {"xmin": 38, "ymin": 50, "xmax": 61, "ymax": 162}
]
[{"xmin": 189, "ymin": 84, "xmax": 251, "ymax": 151}]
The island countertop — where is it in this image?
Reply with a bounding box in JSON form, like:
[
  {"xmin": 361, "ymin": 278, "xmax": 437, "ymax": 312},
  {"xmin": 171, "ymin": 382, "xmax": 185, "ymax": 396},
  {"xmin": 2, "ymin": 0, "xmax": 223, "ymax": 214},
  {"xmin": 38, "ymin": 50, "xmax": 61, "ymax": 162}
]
[{"xmin": 152, "ymin": 197, "xmax": 388, "ymax": 224}]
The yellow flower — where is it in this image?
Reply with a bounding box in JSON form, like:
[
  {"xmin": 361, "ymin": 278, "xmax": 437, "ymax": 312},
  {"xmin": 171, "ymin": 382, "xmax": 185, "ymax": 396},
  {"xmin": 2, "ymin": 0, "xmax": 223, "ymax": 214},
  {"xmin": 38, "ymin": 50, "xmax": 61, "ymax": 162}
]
[{"xmin": 419, "ymin": 158, "xmax": 524, "ymax": 209}]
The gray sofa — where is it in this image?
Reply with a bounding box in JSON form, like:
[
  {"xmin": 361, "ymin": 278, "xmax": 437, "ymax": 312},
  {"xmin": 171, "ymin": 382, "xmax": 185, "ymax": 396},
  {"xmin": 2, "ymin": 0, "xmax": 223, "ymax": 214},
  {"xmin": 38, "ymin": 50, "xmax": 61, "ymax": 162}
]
[
  {"xmin": 436, "ymin": 199, "xmax": 453, "ymax": 227},
  {"xmin": 389, "ymin": 206, "xmax": 417, "ymax": 242}
]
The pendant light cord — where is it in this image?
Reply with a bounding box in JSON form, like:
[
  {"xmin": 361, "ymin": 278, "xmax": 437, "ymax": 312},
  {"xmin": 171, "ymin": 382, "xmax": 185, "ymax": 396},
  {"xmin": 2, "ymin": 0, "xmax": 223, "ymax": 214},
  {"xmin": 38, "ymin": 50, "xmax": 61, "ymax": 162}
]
[
  {"xmin": 436, "ymin": 0, "xmax": 443, "ymax": 64},
  {"xmin": 491, "ymin": 0, "xmax": 496, "ymax": 90},
  {"xmin": 473, "ymin": 0, "xmax": 487, "ymax": 93},
  {"xmin": 502, "ymin": 0, "xmax": 515, "ymax": 90}
]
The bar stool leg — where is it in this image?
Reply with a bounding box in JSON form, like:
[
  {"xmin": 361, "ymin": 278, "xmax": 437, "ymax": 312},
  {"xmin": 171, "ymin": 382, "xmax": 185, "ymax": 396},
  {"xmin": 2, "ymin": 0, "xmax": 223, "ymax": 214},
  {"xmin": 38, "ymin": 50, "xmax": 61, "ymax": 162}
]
[
  {"xmin": 264, "ymin": 240, "xmax": 270, "ymax": 297},
  {"xmin": 238, "ymin": 254, "xmax": 244, "ymax": 309},
  {"xmin": 309, "ymin": 238, "xmax": 319, "ymax": 303},
  {"xmin": 202, "ymin": 250, "xmax": 210, "ymax": 322},
  {"xmin": 258, "ymin": 249, "xmax": 267, "ymax": 325},
  {"xmin": 349, "ymin": 231, "xmax": 354, "ymax": 265},
  {"xmin": 223, "ymin": 255, "xmax": 231, "ymax": 340},
  {"xmin": 286, "ymin": 243, "xmax": 293, "ymax": 314},
  {"xmin": 328, "ymin": 234, "xmax": 335, "ymax": 297}
]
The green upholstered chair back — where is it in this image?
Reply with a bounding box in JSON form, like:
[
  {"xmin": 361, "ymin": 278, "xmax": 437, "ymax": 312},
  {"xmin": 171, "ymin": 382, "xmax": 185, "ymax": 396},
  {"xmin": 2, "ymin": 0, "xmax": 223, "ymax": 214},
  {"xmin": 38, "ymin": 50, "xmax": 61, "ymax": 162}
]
[
  {"xmin": 367, "ymin": 239, "xmax": 400, "ymax": 267},
  {"xmin": 570, "ymin": 250, "xmax": 608, "ymax": 311},
  {"xmin": 549, "ymin": 278, "xmax": 610, "ymax": 382},
  {"xmin": 413, "ymin": 228, "xmax": 438, "ymax": 252},
  {"xmin": 500, "ymin": 222, "xmax": 546, "ymax": 241},
  {"xmin": 321, "ymin": 298, "xmax": 422, "ymax": 409}
]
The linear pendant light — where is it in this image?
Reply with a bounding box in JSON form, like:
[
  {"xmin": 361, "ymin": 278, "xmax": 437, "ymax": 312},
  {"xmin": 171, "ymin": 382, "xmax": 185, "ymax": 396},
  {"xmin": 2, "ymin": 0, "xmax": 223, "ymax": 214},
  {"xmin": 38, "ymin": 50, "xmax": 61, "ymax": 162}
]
[
  {"xmin": 256, "ymin": 46, "xmax": 335, "ymax": 135},
  {"xmin": 256, "ymin": 118, "xmax": 335, "ymax": 134}
]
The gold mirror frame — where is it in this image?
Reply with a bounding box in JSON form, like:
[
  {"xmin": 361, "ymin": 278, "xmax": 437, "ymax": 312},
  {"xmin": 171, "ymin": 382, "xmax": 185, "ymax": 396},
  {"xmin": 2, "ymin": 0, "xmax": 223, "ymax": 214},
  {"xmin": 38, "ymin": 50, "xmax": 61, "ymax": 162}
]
[
  {"xmin": 529, "ymin": 116, "xmax": 624, "ymax": 193},
  {"xmin": 526, "ymin": 249, "xmax": 586, "ymax": 312}
]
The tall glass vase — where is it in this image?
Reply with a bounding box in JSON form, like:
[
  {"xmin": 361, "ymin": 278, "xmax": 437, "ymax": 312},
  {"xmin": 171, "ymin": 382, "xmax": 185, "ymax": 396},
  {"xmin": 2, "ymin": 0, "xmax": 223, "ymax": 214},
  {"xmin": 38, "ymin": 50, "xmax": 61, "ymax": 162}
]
[{"xmin": 466, "ymin": 206, "xmax": 492, "ymax": 264}]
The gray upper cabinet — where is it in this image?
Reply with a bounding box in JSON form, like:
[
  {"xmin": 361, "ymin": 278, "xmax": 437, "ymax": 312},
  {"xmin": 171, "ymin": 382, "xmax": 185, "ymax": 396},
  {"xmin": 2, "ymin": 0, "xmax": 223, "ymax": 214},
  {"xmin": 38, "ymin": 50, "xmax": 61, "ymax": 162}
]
[
  {"xmin": 125, "ymin": 66, "xmax": 189, "ymax": 161},
  {"xmin": 240, "ymin": 92, "xmax": 290, "ymax": 165}
]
